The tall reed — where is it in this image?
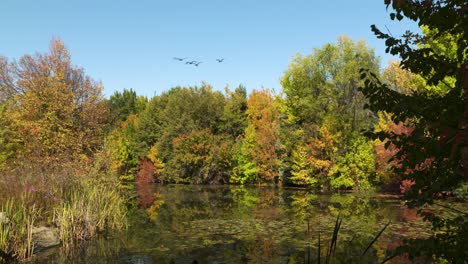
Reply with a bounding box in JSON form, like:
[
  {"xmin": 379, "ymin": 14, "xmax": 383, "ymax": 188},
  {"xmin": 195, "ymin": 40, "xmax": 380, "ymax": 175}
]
[
  {"xmin": 0, "ymin": 148, "xmax": 128, "ymax": 261},
  {"xmin": 53, "ymin": 179, "xmax": 127, "ymax": 251},
  {"xmin": 0, "ymin": 195, "xmax": 39, "ymax": 261},
  {"xmin": 313, "ymin": 215, "xmax": 390, "ymax": 264}
]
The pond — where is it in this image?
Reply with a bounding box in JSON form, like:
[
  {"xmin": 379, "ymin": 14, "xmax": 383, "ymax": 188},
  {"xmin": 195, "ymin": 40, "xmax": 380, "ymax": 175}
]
[{"xmin": 33, "ymin": 184, "xmax": 440, "ymax": 263}]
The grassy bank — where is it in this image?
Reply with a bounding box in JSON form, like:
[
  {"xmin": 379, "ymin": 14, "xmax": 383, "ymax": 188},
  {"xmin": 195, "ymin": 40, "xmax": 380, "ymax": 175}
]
[
  {"xmin": 0, "ymin": 195, "xmax": 38, "ymax": 260},
  {"xmin": 0, "ymin": 153, "xmax": 128, "ymax": 262},
  {"xmin": 54, "ymin": 179, "xmax": 127, "ymax": 251}
]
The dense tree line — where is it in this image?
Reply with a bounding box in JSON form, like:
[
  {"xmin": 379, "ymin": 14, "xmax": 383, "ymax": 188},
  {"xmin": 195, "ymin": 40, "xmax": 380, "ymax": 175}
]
[
  {"xmin": 1, "ymin": 32, "xmax": 463, "ymax": 196},
  {"xmin": 0, "ymin": 37, "xmax": 395, "ymax": 192},
  {"xmin": 103, "ymin": 36, "xmax": 414, "ymax": 191}
]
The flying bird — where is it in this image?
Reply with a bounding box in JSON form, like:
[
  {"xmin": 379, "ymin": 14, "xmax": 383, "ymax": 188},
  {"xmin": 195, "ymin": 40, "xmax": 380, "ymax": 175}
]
[
  {"xmin": 193, "ymin": 61, "xmax": 202, "ymax": 67},
  {"xmin": 173, "ymin": 57, "xmax": 186, "ymax": 61},
  {"xmin": 185, "ymin": 60, "xmax": 196, "ymax": 65},
  {"xmin": 216, "ymin": 58, "xmax": 224, "ymax": 63}
]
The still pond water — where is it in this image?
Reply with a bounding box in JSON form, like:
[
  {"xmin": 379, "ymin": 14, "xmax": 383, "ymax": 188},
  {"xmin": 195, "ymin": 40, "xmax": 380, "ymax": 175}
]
[{"xmin": 34, "ymin": 185, "xmax": 440, "ymax": 263}]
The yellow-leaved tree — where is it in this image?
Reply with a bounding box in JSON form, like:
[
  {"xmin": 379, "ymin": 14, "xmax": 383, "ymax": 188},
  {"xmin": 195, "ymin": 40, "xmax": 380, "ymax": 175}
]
[{"xmin": 0, "ymin": 38, "xmax": 108, "ymax": 167}]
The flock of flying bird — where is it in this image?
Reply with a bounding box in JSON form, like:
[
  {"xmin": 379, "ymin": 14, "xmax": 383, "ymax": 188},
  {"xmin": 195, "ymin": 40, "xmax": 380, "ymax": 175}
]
[{"xmin": 173, "ymin": 57, "xmax": 224, "ymax": 67}]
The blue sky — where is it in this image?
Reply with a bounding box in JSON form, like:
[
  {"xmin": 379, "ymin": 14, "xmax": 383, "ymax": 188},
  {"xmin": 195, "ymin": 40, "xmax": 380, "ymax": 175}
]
[{"xmin": 1, "ymin": 0, "xmax": 419, "ymax": 97}]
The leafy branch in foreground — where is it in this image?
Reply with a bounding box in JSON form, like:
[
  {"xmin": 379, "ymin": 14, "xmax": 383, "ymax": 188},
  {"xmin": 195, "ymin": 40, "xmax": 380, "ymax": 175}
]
[{"xmin": 360, "ymin": 0, "xmax": 467, "ymax": 262}]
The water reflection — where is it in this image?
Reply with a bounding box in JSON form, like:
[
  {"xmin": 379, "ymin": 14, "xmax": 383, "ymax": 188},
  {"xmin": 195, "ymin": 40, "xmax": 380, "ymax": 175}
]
[{"xmin": 34, "ymin": 185, "xmax": 435, "ymax": 263}]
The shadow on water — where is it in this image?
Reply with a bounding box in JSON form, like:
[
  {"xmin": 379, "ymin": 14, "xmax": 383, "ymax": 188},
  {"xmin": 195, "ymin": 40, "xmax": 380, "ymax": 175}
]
[{"xmin": 32, "ymin": 184, "xmax": 446, "ymax": 263}]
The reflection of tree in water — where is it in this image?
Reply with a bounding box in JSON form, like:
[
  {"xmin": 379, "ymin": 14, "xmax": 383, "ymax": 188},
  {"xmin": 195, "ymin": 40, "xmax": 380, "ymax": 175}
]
[
  {"xmin": 135, "ymin": 160, "xmax": 157, "ymax": 208},
  {"xmin": 399, "ymin": 207, "xmax": 419, "ymax": 222},
  {"xmin": 146, "ymin": 193, "xmax": 165, "ymax": 222},
  {"xmin": 244, "ymin": 234, "xmax": 279, "ymax": 264},
  {"xmin": 117, "ymin": 186, "xmax": 443, "ymax": 263},
  {"xmin": 287, "ymin": 192, "xmax": 406, "ymax": 262},
  {"xmin": 230, "ymin": 186, "xmax": 259, "ymax": 217},
  {"xmin": 251, "ymin": 188, "xmax": 285, "ymax": 221},
  {"xmin": 135, "ymin": 182, "xmax": 155, "ymax": 208},
  {"xmin": 289, "ymin": 192, "xmax": 319, "ymax": 222}
]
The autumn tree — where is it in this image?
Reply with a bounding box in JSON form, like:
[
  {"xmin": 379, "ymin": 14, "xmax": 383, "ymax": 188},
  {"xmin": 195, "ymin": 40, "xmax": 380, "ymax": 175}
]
[
  {"xmin": 106, "ymin": 88, "xmax": 148, "ymax": 180},
  {"xmin": 107, "ymin": 114, "xmax": 140, "ymax": 180},
  {"xmin": 0, "ymin": 103, "xmax": 20, "ymax": 168},
  {"xmin": 136, "ymin": 85, "xmax": 225, "ymax": 163},
  {"xmin": 289, "ymin": 143, "xmax": 315, "ymax": 186},
  {"xmin": 0, "ymin": 39, "xmax": 108, "ymax": 167},
  {"xmin": 383, "ymin": 60, "xmax": 424, "ymax": 94},
  {"xmin": 234, "ymin": 89, "xmax": 280, "ymax": 184},
  {"xmin": 115, "ymin": 84, "xmax": 231, "ymax": 183},
  {"xmin": 374, "ymin": 60, "xmax": 426, "ymax": 191},
  {"xmin": 167, "ymin": 129, "xmax": 233, "ymax": 184},
  {"xmin": 280, "ymin": 36, "xmax": 380, "ymax": 189},
  {"xmin": 232, "ymin": 124, "xmax": 260, "ymax": 184},
  {"xmin": 328, "ymin": 136, "xmax": 376, "ymax": 190}
]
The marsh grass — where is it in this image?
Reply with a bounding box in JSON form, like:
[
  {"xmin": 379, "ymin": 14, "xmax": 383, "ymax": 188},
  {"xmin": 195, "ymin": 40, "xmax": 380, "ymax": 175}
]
[
  {"xmin": 0, "ymin": 151, "xmax": 128, "ymax": 261},
  {"xmin": 54, "ymin": 179, "xmax": 128, "ymax": 251},
  {"xmin": 0, "ymin": 194, "xmax": 40, "ymax": 261}
]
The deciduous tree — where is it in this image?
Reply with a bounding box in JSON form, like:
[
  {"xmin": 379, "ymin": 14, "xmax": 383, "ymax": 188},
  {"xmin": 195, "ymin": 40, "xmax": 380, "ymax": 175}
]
[
  {"xmin": 0, "ymin": 39, "xmax": 108, "ymax": 166},
  {"xmin": 280, "ymin": 36, "xmax": 379, "ymax": 189}
]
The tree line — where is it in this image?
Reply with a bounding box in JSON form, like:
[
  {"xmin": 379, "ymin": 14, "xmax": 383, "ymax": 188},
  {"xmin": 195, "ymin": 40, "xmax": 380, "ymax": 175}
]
[
  {"xmin": 104, "ymin": 36, "xmax": 419, "ymax": 192},
  {"xmin": 0, "ymin": 35, "xmax": 452, "ymax": 193}
]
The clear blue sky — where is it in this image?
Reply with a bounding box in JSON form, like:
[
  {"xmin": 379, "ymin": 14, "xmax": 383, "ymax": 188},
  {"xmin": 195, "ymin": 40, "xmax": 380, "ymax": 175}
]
[{"xmin": 1, "ymin": 0, "xmax": 419, "ymax": 97}]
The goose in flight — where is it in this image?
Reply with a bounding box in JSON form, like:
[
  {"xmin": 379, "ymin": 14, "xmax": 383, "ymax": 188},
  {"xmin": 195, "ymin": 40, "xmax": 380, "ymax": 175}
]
[
  {"xmin": 173, "ymin": 57, "xmax": 186, "ymax": 61},
  {"xmin": 216, "ymin": 58, "xmax": 224, "ymax": 63}
]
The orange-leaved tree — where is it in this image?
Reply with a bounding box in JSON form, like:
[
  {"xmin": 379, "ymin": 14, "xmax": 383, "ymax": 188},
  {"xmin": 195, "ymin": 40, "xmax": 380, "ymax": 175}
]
[
  {"xmin": 235, "ymin": 89, "xmax": 280, "ymax": 184},
  {"xmin": 0, "ymin": 38, "xmax": 108, "ymax": 167}
]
